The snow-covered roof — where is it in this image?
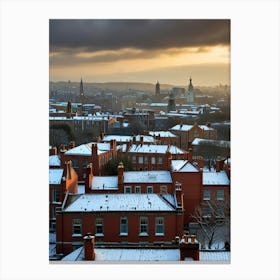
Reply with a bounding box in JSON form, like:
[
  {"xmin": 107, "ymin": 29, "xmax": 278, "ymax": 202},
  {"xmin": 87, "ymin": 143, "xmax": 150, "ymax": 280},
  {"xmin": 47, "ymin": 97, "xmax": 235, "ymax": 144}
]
[
  {"xmin": 62, "ymin": 247, "xmax": 230, "ymax": 262},
  {"xmin": 63, "ymin": 194, "xmax": 176, "ymax": 212},
  {"xmin": 49, "ymin": 155, "xmax": 61, "ymax": 167},
  {"xmin": 78, "ymin": 184, "xmax": 85, "ymax": 194},
  {"xmin": 170, "ymin": 124, "xmax": 215, "ymax": 131},
  {"xmin": 49, "ymin": 116, "xmax": 109, "ymax": 121},
  {"xmin": 135, "ymin": 135, "xmax": 155, "ymax": 143},
  {"xmin": 49, "ymin": 169, "xmax": 63, "ymax": 185},
  {"xmin": 124, "ymin": 171, "xmax": 172, "ymax": 183},
  {"xmin": 64, "ymin": 142, "xmax": 110, "ymax": 156},
  {"xmin": 103, "ymin": 135, "xmax": 132, "ymax": 142},
  {"xmin": 128, "ymin": 144, "xmax": 185, "ymax": 154},
  {"xmin": 62, "ymin": 247, "xmax": 180, "ymax": 261},
  {"xmin": 191, "ymin": 138, "xmax": 230, "ymax": 147},
  {"xmin": 203, "ymin": 171, "xmax": 230, "ymax": 185},
  {"xmin": 92, "ymin": 176, "xmax": 118, "ymax": 190},
  {"xmin": 148, "ymin": 131, "xmax": 178, "ymax": 138},
  {"xmin": 170, "ymin": 124, "xmax": 193, "ymax": 131},
  {"xmin": 171, "ymin": 160, "xmax": 199, "ymax": 172}
]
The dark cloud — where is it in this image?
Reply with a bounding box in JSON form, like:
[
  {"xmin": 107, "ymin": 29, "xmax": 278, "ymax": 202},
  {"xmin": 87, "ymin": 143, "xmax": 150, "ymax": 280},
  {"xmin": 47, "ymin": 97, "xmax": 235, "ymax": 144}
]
[{"xmin": 49, "ymin": 19, "xmax": 230, "ymax": 53}]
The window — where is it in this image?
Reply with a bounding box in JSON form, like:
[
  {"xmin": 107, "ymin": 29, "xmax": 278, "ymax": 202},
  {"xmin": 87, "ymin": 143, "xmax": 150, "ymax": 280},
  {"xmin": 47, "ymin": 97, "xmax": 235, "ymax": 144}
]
[
  {"xmin": 51, "ymin": 206, "xmax": 57, "ymax": 219},
  {"xmin": 52, "ymin": 189, "xmax": 60, "ymax": 202},
  {"xmin": 124, "ymin": 186, "xmax": 132, "ymax": 194},
  {"xmin": 72, "ymin": 159, "xmax": 78, "ymax": 168},
  {"xmin": 158, "ymin": 156, "xmax": 163, "ymax": 164},
  {"xmin": 95, "ymin": 218, "xmax": 104, "ymax": 236},
  {"xmin": 203, "ymin": 204, "xmax": 211, "ymax": 217},
  {"xmin": 135, "ymin": 186, "xmax": 141, "ymax": 193},
  {"xmin": 147, "ymin": 186, "xmax": 153, "ymax": 194},
  {"xmin": 120, "ymin": 217, "xmax": 128, "ymax": 235},
  {"xmin": 72, "ymin": 219, "xmax": 82, "ymax": 236},
  {"xmin": 160, "ymin": 186, "xmax": 167, "ymax": 194},
  {"xmin": 139, "ymin": 217, "xmax": 148, "ymax": 236},
  {"xmin": 82, "ymin": 160, "xmax": 89, "ymax": 168},
  {"xmin": 132, "ymin": 156, "xmax": 136, "ymax": 164},
  {"xmin": 138, "ymin": 156, "xmax": 143, "ymax": 164},
  {"xmin": 155, "ymin": 217, "xmax": 164, "ymax": 236},
  {"xmin": 151, "ymin": 157, "xmax": 156, "ymax": 164},
  {"xmin": 203, "ymin": 189, "xmax": 211, "ymax": 200},
  {"xmin": 216, "ymin": 190, "xmax": 224, "ymax": 200},
  {"xmin": 144, "ymin": 156, "xmax": 149, "ymax": 164}
]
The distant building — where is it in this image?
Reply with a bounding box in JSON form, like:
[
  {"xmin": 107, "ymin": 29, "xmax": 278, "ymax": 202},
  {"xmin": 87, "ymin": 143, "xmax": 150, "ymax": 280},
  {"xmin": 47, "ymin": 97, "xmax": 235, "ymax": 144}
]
[
  {"xmin": 167, "ymin": 92, "xmax": 176, "ymax": 112},
  {"xmin": 186, "ymin": 77, "xmax": 194, "ymax": 104},
  {"xmin": 155, "ymin": 81, "xmax": 160, "ymax": 96}
]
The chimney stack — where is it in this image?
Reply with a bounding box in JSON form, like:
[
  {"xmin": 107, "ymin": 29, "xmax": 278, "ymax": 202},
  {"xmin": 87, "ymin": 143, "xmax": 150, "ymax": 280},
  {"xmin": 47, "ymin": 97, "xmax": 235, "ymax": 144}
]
[
  {"xmin": 83, "ymin": 234, "xmax": 95, "ymax": 261},
  {"xmin": 187, "ymin": 148, "xmax": 193, "ymax": 163},
  {"xmin": 69, "ymin": 141, "xmax": 75, "ymax": 149},
  {"xmin": 179, "ymin": 234, "xmax": 199, "ymax": 261},
  {"xmin": 60, "ymin": 145, "xmax": 67, "ymax": 155},
  {"xmin": 91, "ymin": 144, "xmax": 98, "ymax": 156},
  {"xmin": 216, "ymin": 158, "xmax": 224, "ymax": 172},
  {"xmin": 118, "ymin": 162, "xmax": 124, "ymax": 191},
  {"xmin": 197, "ymin": 156, "xmax": 204, "ymax": 169},
  {"xmin": 85, "ymin": 163, "xmax": 93, "ymax": 193}
]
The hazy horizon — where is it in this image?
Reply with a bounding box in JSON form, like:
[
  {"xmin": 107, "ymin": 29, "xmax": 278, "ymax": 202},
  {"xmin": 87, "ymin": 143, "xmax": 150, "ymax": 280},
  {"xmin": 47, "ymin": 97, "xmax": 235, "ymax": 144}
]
[{"xmin": 50, "ymin": 19, "xmax": 230, "ymax": 86}]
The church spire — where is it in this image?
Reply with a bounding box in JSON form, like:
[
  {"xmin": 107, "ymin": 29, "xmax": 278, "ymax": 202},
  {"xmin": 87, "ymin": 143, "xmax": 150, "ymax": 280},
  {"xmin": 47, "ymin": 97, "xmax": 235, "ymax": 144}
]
[{"xmin": 80, "ymin": 77, "xmax": 84, "ymax": 96}]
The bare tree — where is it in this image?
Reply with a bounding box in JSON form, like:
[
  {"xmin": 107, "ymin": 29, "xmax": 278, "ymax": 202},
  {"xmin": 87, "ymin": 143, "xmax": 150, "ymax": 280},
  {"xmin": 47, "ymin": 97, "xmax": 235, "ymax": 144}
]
[{"xmin": 190, "ymin": 199, "xmax": 230, "ymax": 249}]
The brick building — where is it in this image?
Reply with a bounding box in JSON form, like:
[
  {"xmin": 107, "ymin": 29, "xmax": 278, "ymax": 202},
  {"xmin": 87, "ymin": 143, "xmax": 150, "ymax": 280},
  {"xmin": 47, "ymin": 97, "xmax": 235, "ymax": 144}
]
[
  {"xmin": 170, "ymin": 123, "xmax": 217, "ymax": 150},
  {"xmin": 56, "ymin": 191, "xmax": 184, "ymax": 255},
  {"xmin": 147, "ymin": 131, "xmax": 180, "ymax": 146},
  {"xmin": 61, "ymin": 140, "xmax": 118, "ymax": 180},
  {"xmin": 49, "ymin": 161, "xmax": 78, "ymax": 231}
]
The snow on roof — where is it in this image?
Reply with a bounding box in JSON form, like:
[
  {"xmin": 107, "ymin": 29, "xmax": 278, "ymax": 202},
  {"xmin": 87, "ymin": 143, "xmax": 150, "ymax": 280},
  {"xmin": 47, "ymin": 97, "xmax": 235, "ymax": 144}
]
[
  {"xmin": 49, "ymin": 155, "xmax": 61, "ymax": 167},
  {"xmin": 64, "ymin": 142, "xmax": 110, "ymax": 156},
  {"xmin": 148, "ymin": 131, "xmax": 178, "ymax": 138},
  {"xmin": 62, "ymin": 247, "xmax": 230, "ymax": 262},
  {"xmin": 103, "ymin": 135, "xmax": 132, "ymax": 142},
  {"xmin": 135, "ymin": 135, "xmax": 155, "ymax": 142},
  {"xmin": 62, "ymin": 248, "xmax": 180, "ymax": 261},
  {"xmin": 192, "ymin": 138, "xmax": 230, "ymax": 147},
  {"xmin": 171, "ymin": 160, "xmax": 199, "ymax": 172},
  {"xmin": 49, "ymin": 116, "xmax": 108, "ymax": 121},
  {"xmin": 92, "ymin": 176, "xmax": 118, "ymax": 190},
  {"xmin": 200, "ymin": 251, "xmax": 230, "ymax": 262},
  {"xmin": 49, "ymin": 169, "xmax": 64, "ymax": 184},
  {"xmin": 63, "ymin": 194, "xmax": 176, "ymax": 212},
  {"xmin": 170, "ymin": 124, "xmax": 193, "ymax": 131},
  {"xmin": 128, "ymin": 144, "xmax": 185, "ymax": 154},
  {"xmin": 124, "ymin": 171, "xmax": 172, "ymax": 183},
  {"xmin": 78, "ymin": 184, "xmax": 85, "ymax": 194},
  {"xmin": 203, "ymin": 171, "xmax": 230, "ymax": 185},
  {"xmin": 170, "ymin": 124, "xmax": 214, "ymax": 131}
]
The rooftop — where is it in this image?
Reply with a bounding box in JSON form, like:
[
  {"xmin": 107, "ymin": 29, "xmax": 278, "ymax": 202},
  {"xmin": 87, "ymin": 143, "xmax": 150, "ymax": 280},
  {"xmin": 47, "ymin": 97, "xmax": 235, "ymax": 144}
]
[
  {"xmin": 148, "ymin": 131, "xmax": 178, "ymax": 138},
  {"xmin": 92, "ymin": 176, "xmax": 118, "ymax": 190},
  {"xmin": 63, "ymin": 193, "xmax": 177, "ymax": 212},
  {"xmin": 171, "ymin": 160, "xmax": 199, "ymax": 172},
  {"xmin": 129, "ymin": 144, "xmax": 185, "ymax": 154},
  {"xmin": 49, "ymin": 169, "xmax": 64, "ymax": 185},
  {"xmin": 124, "ymin": 170, "xmax": 172, "ymax": 183},
  {"xmin": 203, "ymin": 170, "xmax": 230, "ymax": 185},
  {"xmin": 49, "ymin": 155, "xmax": 61, "ymax": 167},
  {"xmin": 64, "ymin": 142, "xmax": 111, "ymax": 156}
]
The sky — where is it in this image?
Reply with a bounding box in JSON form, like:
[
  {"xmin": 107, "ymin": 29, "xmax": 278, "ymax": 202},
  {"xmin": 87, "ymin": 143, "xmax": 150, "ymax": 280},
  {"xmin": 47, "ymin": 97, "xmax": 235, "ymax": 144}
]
[{"xmin": 49, "ymin": 19, "xmax": 230, "ymax": 86}]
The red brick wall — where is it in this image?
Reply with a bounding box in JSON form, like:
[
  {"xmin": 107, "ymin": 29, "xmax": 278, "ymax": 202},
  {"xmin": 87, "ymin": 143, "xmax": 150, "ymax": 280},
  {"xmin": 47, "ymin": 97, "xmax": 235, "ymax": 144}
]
[{"xmin": 56, "ymin": 211, "xmax": 183, "ymax": 255}]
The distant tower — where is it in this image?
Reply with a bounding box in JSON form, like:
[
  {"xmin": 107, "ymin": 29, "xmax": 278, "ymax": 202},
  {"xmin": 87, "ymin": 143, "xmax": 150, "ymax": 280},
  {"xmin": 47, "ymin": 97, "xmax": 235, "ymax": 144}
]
[
  {"xmin": 80, "ymin": 77, "xmax": 84, "ymax": 97},
  {"xmin": 167, "ymin": 91, "xmax": 176, "ymax": 112},
  {"xmin": 66, "ymin": 100, "xmax": 72, "ymax": 118},
  {"xmin": 155, "ymin": 81, "xmax": 160, "ymax": 96},
  {"xmin": 186, "ymin": 77, "xmax": 194, "ymax": 103}
]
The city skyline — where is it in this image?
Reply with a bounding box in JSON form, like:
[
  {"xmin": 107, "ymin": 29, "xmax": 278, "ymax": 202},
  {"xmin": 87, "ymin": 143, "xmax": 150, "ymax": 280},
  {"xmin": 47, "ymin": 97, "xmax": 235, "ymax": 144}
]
[{"xmin": 50, "ymin": 19, "xmax": 230, "ymax": 86}]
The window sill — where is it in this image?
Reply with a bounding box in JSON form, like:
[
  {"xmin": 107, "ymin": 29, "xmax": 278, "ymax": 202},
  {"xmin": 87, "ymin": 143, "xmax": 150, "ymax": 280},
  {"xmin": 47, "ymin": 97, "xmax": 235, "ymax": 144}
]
[
  {"xmin": 139, "ymin": 233, "xmax": 149, "ymax": 237},
  {"xmin": 95, "ymin": 233, "xmax": 104, "ymax": 237},
  {"xmin": 72, "ymin": 234, "xmax": 82, "ymax": 237},
  {"xmin": 119, "ymin": 233, "xmax": 128, "ymax": 236},
  {"xmin": 155, "ymin": 233, "xmax": 164, "ymax": 236}
]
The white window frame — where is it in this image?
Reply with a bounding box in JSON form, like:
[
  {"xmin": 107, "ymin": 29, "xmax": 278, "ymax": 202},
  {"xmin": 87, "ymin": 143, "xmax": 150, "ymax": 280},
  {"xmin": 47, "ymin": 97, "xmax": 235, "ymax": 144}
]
[
  {"xmin": 158, "ymin": 156, "xmax": 163, "ymax": 164},
  {"xmin": 139, "ymin": 216, "xmax": 149, "ymax": 236},
  {"xmin": 216, "ymin": 189, "xmax": 225, "ymax": 200},
  {"xmin": 155, "ymin": 217, "xmax": 164, "ymax": 236},
  {"xmin": 72, "ymin": 218, "xmax": 82, "ymax": 236},
  {"xmin": 147, "ymin": 186, "xmax": 153, "ymax": 194},
  {"xmin": 151, "ymin": 157, "xmax": 156, "ymax": 164},
  {"xmin": 203, "ymin": 189, "xmax": 211, "ymax": 200},
  {"xmin": 120, "ymin": 217, "xmax": 128, "ymax": 236},
  {"xmin": 95, "ymin": 218, "xmax": 104, "ymax": 236},
  {"xmin": 135, "ymin": 186, "xmax": 141, "ymax": 193},
  {"xmin": 124, "ymin": 186, "xmax": 132, "ymax": 194},
  {"xmin": 138, "ymin": 156, "xmax": 143, "ymax": 164}
]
